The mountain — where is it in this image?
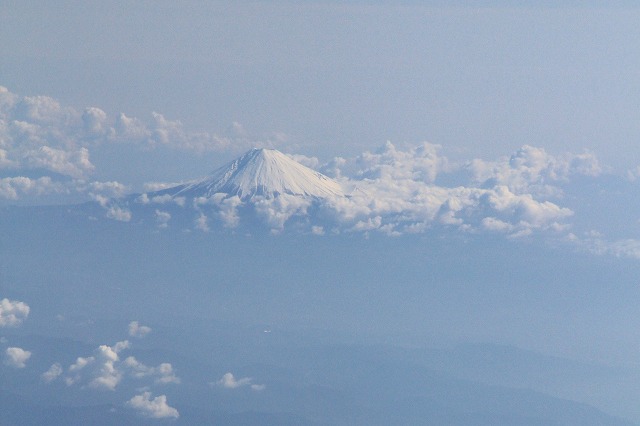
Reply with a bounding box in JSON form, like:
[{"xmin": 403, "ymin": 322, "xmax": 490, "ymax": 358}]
[{"xmin": 157, "ymin": 148, "xmax": 344, "ymax": 200}]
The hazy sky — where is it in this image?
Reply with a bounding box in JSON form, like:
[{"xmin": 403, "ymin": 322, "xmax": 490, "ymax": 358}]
[
  {"xmin": 2, "ymin": 1, "xmax": 640, "ymax": 174},
  {"xmin": 6, "ymin": 4, "xmax": 640, "ymax": 424}
]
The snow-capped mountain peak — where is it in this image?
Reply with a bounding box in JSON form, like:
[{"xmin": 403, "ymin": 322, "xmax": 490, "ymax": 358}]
[{"xmin": 169, "ymin": 148, "xmax": 344, "ymax": 200}]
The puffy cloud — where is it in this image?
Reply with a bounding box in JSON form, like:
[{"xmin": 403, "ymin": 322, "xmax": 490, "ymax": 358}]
[
  {"xmin": 48, "ymin": 338, "xmax": 181, "ymax": 393},
  {"xmin": 214, "ymin": 372, "xmax": 264, "ymax": 391},
  {"xmin": 114, "ymin": 113, "xmax": 149, "ymax": 142},
  {"xmin": 42, "ymin": 363, "xmax": 63, "ymax": 382},
  {"xmin": 123, "ymin": 356, "xmax": 180, "ymax": 384},
  {"xmin": 4, "ymin": 347, "xmax": 31, "ymax": 368},
  {"xmin": 128, "ymin": 321, "xmax": 152, "ymax": 338},
  {"xmin": 0, "ymin": 298, "xmax": 30, "ymax": 327},
  {"xmin": 88, "ymin": 343, "xmax": 126, "ymax": 390},
  {"xmin": 14, "ymin": 95, "xmax": 74, "ymax": 126},
  {"xmin": 106, "ymin": 205, "xmax": 132, "ymax": 222},
  {"xmin": 126, "ymin": 392, "xmax": 179, "ymax": 419},
  {"xmin": 195, "ymin": 213, "xmax": 210, "ymax": 232},
  {"xmin": 216, "ymin": 372, "xmax": 251, "ymax": 388},
  {"xmin": 61, "ymin": 340, "xmax": 130, "ymax": 390},
  {"xmin": 0, "ymin": 86, "xmax": 288, "ymax": 202},
  {"xmin": 155, "ymin": 210, "xmax": 171, "ymax": 228},
  {"xmin": 195, "ymin": 194, "xmax": 243, "ymax": 228},
  {"xmin": 253, "ymin": 194, "xmax": 312, "ymax": 231},
  {"xmin": 25, "ymin": 146, "xmax": 94, "ymax": 178},
  {"xmin": 86, "ymin": 181, "xmax": 129, "ymax": 198},
  {"xmin": 313, "ymin": 144, "xmax": 580, "ymax": 237},
  {"xmin": 0, "ymin": 176, "xmax": 65, "ymax": 200},
  {"xmin": 472, "ymin": 185, "xmax": 573, "ymax": 232},
  {"xmin": 322, "ymin": 141, "xmax": 449, "ymax": 183},
  {"xmin": 467, "ymin": 145, "xmax": 602, "ymax": 198},
  {"xmin": 2, "ymin": 116, "xmax": 95, "ymax": 180},
  {"xmin": 82, "ymin": 107, "xmax": 109, "ymax": 137}
]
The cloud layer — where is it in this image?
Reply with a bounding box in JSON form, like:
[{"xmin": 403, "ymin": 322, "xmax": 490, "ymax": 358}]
[
  {"xmin": 125, "ymin": 142, "xmax": 591, "ymax": 240},
  {"xmin": 0, "ymin": 86, "xmax": 282, "ymax": 203},
  {"xmin": 5, "ymin": 86, "xmax": 640, "ymax": 260}
]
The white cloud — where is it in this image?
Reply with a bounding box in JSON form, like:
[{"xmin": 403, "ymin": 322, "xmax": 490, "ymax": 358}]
[
  {"xmin": 576, "ymin": 237, "xmax": 640, "ymax": 261},
  {"xmin": 155, "ymin": 210, "xmax": 171, "ymax": 228},
  {"xmin": 286, "ymin": 153, "xmax": 320, "ymax": 169},
  {"xmin": 126, "ymin": 392, "xmax": 179, "ymax": 419},
  {"xmin": 143, "ymin": 181, "xmax": 181, "ymax": 192},
  {"xmin": 253, "ymin": 194, "xmax": 311, "ymax": 231},
  {"xmin": 128, "ymin": 321, "xmax": 152, "ymax": 338},
  {"xmin": 322, "ymin": 141, "xmax": 450, "ymax": 183},
  {"xmin": 466, "ymin": 145, "xmax": 602, "ymax": 199},
  {"xmin": 106, "ymin": 205, "xmax": 132, "ymax": 222},
  {"xmin": 87, "ymin": 181, "xmax": 129, "ymax": 198},
  {"xmin": 114, "ymin": 113, "xmax": 149, "ymax": 141},
  {"xmin": 42, "ymin": 363, "xmax": 63, "ymax": 382},
  {"xmin": 196, "ymin": 194, "xmax": 243, "ymax": 228},
  {"xmin": 82, "ymin": 107, "xmax": 109, "ymax": 137},
  {"xmin": 123, "ymin": 356, "xmax": 180, "ymax": 385},
  {"xmin": 15, "ymin": 94, "xmax": 74, "ymax": 125},
  {"xmin": 314, "ymin": 144, "xmax": 581, "ymax": 237},
  {"xmin": 4, "ymin": 347, "xmax": 31, "ymax": 368},
  {"xmin": 111, "ymin": 109, "xmax": 270, "ymax": 154},
  {"xmin": 0, "ymin": 176, "xmax": 65, "ymax": 200},
  {"xmin": 50, "ymin": 338, "xmax": 182, "ymax": 392},
  {"xmin": 0, "ymin": 298, "xmax": 30, "ymax": 327},
  {"xmin": 25, "ymin": 146, "xmax": 94, "ymax": 179},
  {"xmin": 62, "ymin": 340, "xmax": 130, "ymax": 390},
  {"xmin": 214, "ymin": 372, "xmax": 264, "ymax": 391},
  {"xmin": 88, "ymin": 343, "xmax": 126, "ymax": 390},
  {"xmin": 0, "ymin": 86, "xmax": 288, "ymax": 202},
  {"xmin": 195, "ymin": 213, "xmax": 209, "ymax": 232},
  {"xmin": 0, "ymin": 177, "xmax": 128, "ymax": 203}
]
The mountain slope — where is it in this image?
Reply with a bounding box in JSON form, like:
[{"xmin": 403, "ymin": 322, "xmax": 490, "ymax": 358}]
[{"xmin": 162, "ymin": 148, "xmax": 344, "ymax": 200}]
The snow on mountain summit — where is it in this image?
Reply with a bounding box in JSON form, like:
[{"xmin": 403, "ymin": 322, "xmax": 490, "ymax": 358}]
[{"xmin": 166, "ymin": 148, "xmax": 344, "ymax": 200}]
